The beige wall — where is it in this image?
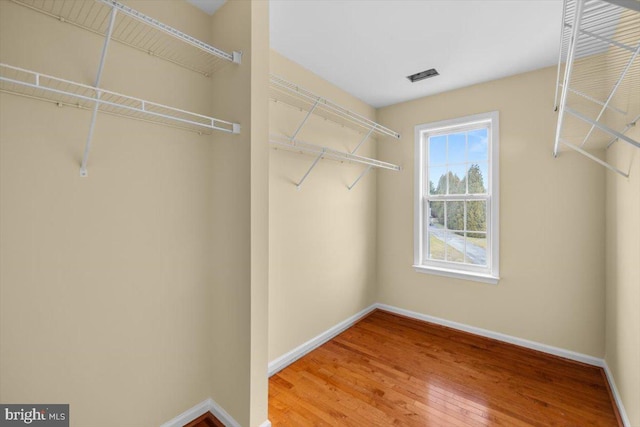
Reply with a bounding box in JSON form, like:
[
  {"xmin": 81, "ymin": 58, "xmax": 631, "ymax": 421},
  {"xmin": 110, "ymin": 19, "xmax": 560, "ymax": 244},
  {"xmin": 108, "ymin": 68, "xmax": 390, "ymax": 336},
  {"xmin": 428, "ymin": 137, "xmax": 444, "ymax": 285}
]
[
  {"xmin": 377, "ymin": 66, "xmax": 607, "ymax": 357},
  {"xmin": 249, "ymin": 2, "xmax": 270, "ymax": 426},
  {"xmin": 0, "ymin": 1, "xmax": 269, "ymax": 426},
  {"xmin": 208, "ymin": 1, "xmax": 270, "ymax": 425},
  {"xmin": 268, "ymin": 51, "xmax": 379, "ymax": 362},
  {"xmin": 606, "ymin": 126, "xmax": 640, "ymax": 425}
]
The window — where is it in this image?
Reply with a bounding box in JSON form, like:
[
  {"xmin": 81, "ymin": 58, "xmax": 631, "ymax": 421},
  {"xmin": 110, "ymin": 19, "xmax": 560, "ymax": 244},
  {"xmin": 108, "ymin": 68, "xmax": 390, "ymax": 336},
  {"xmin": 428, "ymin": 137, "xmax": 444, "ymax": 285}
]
[{"xmin": 414, "ymin": 112, "xmax": 499, "ymax": 284}]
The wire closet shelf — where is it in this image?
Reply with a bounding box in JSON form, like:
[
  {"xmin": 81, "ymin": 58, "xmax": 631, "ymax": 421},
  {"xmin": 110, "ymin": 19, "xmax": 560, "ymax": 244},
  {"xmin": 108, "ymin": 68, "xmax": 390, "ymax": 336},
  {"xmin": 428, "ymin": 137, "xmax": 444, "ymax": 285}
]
[
  {"xmin": 10, "ymin": 0, "xmax": 242, "ymax": 76},
  {"xmin": 270, "ymin": 74, "xmax": 401, "ymax": 141},
  {"xmin": 0, "ymin": 63, "xmax": 240, "ymax": 134},
  {"xmin": 554, "ymin": 0, "xmax": 640, "ymax": 177},
  {"xmin": 269, "ymin": 75, "xmax": 401, "ymax": 190},
  {"xmin": 4, "ymin": 0, "xmax": 242, "ymax": 177}
]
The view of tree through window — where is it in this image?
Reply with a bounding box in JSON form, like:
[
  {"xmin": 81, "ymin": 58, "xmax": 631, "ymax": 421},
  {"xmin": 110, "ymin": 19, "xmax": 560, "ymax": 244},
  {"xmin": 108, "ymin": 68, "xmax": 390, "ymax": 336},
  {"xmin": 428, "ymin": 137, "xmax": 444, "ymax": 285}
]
[{"xmin": 426, "ymin": 128, "xmax": 489, "ymax": 266}]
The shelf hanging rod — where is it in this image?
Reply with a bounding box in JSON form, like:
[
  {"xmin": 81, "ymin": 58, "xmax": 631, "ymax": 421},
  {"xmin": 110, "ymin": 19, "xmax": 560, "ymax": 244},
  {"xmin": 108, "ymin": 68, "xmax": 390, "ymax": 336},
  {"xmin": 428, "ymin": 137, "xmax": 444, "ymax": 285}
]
[
  {"xmin": 80, "ymin": 4, "xmax": 118, "ymax": 177},
  {"xmin": 271, "ymin": 136, "xmax": 400, "ymax": 190},
  {"xmin": 270, "ymin": 136, "xmax": 401, "ymax": 171},
  {"xmin": 579, "ymin": 42, "xmax": 640, "ymax": 148},
  {"xmin": 270, "ymin": 74, "xmax": 400, "ymax": 140},
  {"xmin": 0, "ymin": 63, "xmax": 240, "ymax": 134}
]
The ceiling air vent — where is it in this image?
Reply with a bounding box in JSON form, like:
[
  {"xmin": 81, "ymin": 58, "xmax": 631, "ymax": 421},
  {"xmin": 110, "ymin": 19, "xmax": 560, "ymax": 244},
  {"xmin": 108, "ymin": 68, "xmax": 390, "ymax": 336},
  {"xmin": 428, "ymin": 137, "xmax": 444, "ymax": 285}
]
[{"xmin": 407, "ymin": 68, "xmax": 439, "ymax": 83}]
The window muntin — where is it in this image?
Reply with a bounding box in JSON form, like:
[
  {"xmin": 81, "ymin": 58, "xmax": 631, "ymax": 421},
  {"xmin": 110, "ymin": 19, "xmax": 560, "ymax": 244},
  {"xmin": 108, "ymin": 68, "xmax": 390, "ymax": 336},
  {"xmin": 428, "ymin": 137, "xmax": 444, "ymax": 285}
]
[{"xmin": 414, "ymin": 112, "xmax": 499, "ymax": 283}]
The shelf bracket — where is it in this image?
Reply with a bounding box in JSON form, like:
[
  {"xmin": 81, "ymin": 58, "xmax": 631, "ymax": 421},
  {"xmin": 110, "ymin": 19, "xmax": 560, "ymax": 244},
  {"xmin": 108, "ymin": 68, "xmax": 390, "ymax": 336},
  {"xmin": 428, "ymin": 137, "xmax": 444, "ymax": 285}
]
[
  {"xmin": 351, "ymin": 127, "xmax": 375, "ymax": 154},
  {"xmin": 554, "ymin": 0, "xmax": 584, "ymax": 157},
  {"xmin": 579, "ymin": 42, "xmax": 640, "ymax": 148},
  {"xmin": 607, "ymin": 114, "xmax": 639, "ymax": 148},
  {"xmin": 560, "ymin": 139, "xmax": 630, "ymax": 177},
  {"xmin": 348, "ymin": 165, "xmax": 373, "ymax": 190},
  {"xmin": 291, "ymin": 100, "xmax": 319, "ymax": 141},
  {"xmin": 80, "ymin": 5, "xmax": 118, "ymax": 177},
  {"xmin": 296, "ymin": 150, "xmax": 324, "ymax": 190},
  {"xmin": 566, "ymin": 107, "xmax": 640, "ymax": 149}
]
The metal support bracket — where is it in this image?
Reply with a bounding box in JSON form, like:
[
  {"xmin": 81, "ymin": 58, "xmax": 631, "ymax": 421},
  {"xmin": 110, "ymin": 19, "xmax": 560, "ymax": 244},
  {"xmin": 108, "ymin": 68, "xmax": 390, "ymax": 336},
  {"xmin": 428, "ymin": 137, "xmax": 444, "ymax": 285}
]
[
  {"xmin": 607, "ymin": 114, "xmax": 639, "ymax": 148},
  {"xmin": 291, "ymin": 100, "xmax": 319, "ymax": 142},
  {"xmin": 348, "ymin": 165, "xmax": 373, "ymax": 190},
  {"xmin": 579, "ymin": 43, "xmax": 640, "ymax": 147},
  {"xmin": 232, "ymin": 51, "xmax": 242, "ymax": 64},
  {"xmin": 80, "ymin": 5, "xmax": 117, "ymax": 177},
  {"xmin": 567, "ymin": 107, "xmax": 640, "ymax": 149},
  {"xmin": 296, "ymin": 150, "xmax": 324, "ymax": 190},
  {"xmin": 351, "ymin": 127, "xmax": 375, "ymax": 154},
  {"xmin": 560, "ymin": 139, "xmax": 630, "ymax": 177},
  {"xmin": 554, "ymin": 0, "xmax": 584, "ymax": 157}
]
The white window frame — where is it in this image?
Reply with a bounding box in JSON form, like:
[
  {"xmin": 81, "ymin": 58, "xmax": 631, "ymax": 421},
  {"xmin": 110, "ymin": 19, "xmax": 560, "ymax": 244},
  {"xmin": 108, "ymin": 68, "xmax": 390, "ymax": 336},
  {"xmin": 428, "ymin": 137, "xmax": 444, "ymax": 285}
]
[{"xmin": 414, "ymin": 111, "xmax": 499, "ymax": 284}]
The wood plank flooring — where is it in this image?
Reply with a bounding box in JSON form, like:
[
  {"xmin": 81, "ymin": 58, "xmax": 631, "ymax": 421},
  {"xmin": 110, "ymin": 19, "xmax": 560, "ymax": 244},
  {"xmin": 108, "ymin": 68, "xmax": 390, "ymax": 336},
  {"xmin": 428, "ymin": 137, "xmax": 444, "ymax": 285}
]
[
  {"xmin": 183, "ymin": 412, "xmax": 225, "ymax": 427},
  {"xmin": 269, "ymin": 310, "xmax": 620, "ymax": 426}
]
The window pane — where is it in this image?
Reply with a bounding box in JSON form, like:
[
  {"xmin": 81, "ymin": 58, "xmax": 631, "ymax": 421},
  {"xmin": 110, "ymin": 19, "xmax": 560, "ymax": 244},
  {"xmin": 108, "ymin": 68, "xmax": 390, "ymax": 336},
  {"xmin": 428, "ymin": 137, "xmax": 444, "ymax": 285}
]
[
  {"xmin": 445, "ymin": 231, "xmax": 465, "ymax": 263},
  {"xmin": 445, "ymin": 201, "xmax": 464, "ymax": 231},
  {"xmin": 428, "ymin": 201, "xmax": 444, "ymax": 228},
  {"xmin": 447, "ymin": 165, "xmax": 466, "ymax": 195},
  {"xmin": 448, "ymin": 133, "xmax": 466, "ymax": 164},
  {"xmin": 468, "ymin": 128, "xmax": 488, "ymax": 162},
  {"xmin": 429, "ymin": 166, "xmax": 447, "ymax": 195},
  {"xmin": 467, "ymin": 162, "xmax": 488, "ymax": 194},
  {"xmin": 429, "ymin": 135, "xmax": 447, "ymax": 165},
  {"xmin": 465, "ymin": 232, "xmax": 487, "ymax": 265},
  {"xmin": 428, "ymin": 231, "xmax": 446, "ymax": 261},
  {"xmin": 466, "ymin": 200, "xmax": 486, "ymax": 232}
]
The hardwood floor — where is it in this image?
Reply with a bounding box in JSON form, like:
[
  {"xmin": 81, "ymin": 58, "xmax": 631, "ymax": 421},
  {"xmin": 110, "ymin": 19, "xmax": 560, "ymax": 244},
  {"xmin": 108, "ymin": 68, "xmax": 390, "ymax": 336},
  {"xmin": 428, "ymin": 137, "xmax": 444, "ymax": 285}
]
[
  {"xmin": 269, "ymin": 310, "xmax": 621, "ymax": 426},
  {"xmin": 183, "ymin": 412, "xmax": 225, "ymax": 427}
]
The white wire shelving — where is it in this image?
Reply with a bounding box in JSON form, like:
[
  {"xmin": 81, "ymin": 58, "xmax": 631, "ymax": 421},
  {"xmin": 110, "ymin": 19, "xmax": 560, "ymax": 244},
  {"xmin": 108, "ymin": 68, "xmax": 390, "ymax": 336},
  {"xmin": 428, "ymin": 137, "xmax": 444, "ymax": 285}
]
[
  {"xmin": 0, "ymin": 63, "xmax": 240, "ymax": 134},
  {"xmin": 11, "ymin": 0, "xmax": 242, "ymax": 76},
  {"xmin": 4, "ymin": 0, "xmax": 242, "ymax": 176},
  {"xmin": 554, "ymin": 0, "xmax": 640, "ymax": 177},
  {"xmin": 270, "ymin": 134, "xmax": 401, "ymax": 190},
  {"xmin": 269, "ymin": 75, "xmax": 401, "ymax": 190}
]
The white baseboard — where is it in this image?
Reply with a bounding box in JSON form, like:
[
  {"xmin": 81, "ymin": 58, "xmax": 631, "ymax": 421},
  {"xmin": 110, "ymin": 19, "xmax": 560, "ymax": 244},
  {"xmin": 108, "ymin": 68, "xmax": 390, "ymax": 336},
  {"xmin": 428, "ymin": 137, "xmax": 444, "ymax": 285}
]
[
  {"xmin": 160, "ymin": 397, "xmax": 241, "ymax": 427},
  {"xmin": 267, "ymin": 302, "xmax": 630, "ymax": 426},
  {"xmin": 602, "ymin": 360, "xmax": 631, "ymax": 427},
  {"xmin": 208, "ymin": 399, "xmax": 241, "ymax": 427},
  {"xmin": 375, "ymin": 303, "xmax": 604, "ymax": 366},
  {"xmin": 376, "ymin": 303, "xmax": 632, "ymax": 426},
  {"xmin": 258, "ymin": 420, "xmax": 272, "ymax": 427},
  {"xmin": 268, "ymin": 303, "xmax": 378, "ymax": 376},
  {"xmin": 160, "ymin": 399, "xmax": 212, "ymax": 427}
]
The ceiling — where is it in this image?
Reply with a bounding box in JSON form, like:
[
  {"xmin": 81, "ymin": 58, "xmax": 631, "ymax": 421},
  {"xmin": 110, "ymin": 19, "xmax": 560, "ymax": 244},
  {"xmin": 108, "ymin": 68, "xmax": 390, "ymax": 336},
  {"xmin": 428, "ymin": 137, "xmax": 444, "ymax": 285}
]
[
  {"xmin": 186, "ymin": 0, "xmax": 226, "ymax": 15},
  {"xmin": 191, "ymin": 0, "xmax": 564, "ymax": 108}
]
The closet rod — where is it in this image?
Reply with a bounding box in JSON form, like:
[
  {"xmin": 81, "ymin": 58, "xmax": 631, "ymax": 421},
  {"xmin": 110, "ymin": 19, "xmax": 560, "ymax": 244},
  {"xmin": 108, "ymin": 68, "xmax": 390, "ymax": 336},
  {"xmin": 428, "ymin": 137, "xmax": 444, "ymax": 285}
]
[
  {"xmin": 270, "ymin": 136, "xmax": 401, "ymax": 172},
  {"xmin": 270, "ymin": 74, "xmax": 401, "ymax": 140},
  {"xmin": 0, "ymin": 64, "xmax": 240, "ymax": 135},
  {"xmin": 270, "ymin": 136, "xmax": 401, "ymax": 190}
]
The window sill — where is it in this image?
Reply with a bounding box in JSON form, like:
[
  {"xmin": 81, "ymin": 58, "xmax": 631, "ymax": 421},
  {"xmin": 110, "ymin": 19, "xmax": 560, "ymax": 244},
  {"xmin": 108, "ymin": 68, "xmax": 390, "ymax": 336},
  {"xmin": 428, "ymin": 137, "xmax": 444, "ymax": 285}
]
[{"xmin": 413, "ymin": 265, "xmax": 499, "ymax": 285}]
